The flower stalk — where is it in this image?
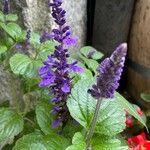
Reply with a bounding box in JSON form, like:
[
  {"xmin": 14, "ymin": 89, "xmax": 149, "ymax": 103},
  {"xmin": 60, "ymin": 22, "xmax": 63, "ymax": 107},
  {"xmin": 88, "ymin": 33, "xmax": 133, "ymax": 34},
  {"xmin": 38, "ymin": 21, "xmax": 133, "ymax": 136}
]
[{"xmin": 86, "ymin": 98, "xmax": 102, "ymax": 149}]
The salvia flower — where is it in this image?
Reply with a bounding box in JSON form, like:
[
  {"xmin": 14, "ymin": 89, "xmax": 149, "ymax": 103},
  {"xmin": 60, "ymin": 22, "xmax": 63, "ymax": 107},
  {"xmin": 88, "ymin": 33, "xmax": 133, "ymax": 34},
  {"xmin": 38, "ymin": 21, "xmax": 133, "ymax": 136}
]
[
  {"xmin": 2, "ymin": 0, "xmax": 10, "ymax": 15},
  {"xmin": 88, "ymin": 43, "xmax": 127, "ymax": 99},
  {"xmin": 39, "ymin": 0, "xmax": 83, "ymax": 128},
  {"xmin": 16, "ymin": 30, "xmax": 31, "ymax": 50}
]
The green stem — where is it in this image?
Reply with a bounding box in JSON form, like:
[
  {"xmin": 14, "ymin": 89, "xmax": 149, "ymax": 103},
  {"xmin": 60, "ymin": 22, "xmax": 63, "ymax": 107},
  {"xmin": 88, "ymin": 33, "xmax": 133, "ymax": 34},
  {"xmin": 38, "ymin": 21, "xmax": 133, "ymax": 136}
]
[
  {"xmin": 86, "ymin": 98, "xmax": 102, "ymax": 149},
  {"xmin": 4, "ymin": 14, "xmax": 7, "ymax": 24},
  {"xmin": 3, "ymin": 43, "xmax": 16, "ymax": 68},
  {"xmin": 34, "ymin": 44, "xmax": 42, "ymax": 60},
  {"xmin": 24, "ymin": 117, "xmax": 35, "ymax": 126}
]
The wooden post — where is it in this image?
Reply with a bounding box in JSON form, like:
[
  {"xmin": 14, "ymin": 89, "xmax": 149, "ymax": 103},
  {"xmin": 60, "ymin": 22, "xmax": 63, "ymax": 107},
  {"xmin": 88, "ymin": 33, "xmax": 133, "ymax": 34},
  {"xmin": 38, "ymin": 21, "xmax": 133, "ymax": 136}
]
[
  {"xmin": 92, "ymin": 0, "xmax": 135, "ymax": 56},
  {"xmin": 127, "ymin": 0, "xmax": 150, "ymax": 108}
]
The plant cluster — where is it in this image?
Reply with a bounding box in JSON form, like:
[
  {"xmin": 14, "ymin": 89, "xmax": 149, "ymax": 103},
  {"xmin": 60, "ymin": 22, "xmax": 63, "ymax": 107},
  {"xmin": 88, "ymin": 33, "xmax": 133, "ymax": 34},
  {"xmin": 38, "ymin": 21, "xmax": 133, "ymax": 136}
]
[{"xmin": 0, "ymin": 0, "xmax": 148, "ymax": 150}]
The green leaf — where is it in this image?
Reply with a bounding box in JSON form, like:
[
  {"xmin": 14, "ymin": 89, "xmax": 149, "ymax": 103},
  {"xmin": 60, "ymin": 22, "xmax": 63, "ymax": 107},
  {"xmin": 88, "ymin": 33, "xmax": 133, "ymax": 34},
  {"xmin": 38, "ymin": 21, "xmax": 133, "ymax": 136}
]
[
  {"xmin": 6, "ymin": 14, "xmax": 18, "ymax": 22},
  {"xmin": 68, "ymin": 57, "xmax": 86, "ymax": 69},
  {"xmin": 70, "ymin": 68, "xmax": 93, "ymax": 85},
  {"xmin": 0, "ymin": 46, "xmax": 7, "ymax": 56},
  {"xmin": 0, "ymin": 11, "xmax": 4, "ymax": 22},
  {"xmin": 0, "ymin": 36, "xmax": 14, "ymax": 48},
  {"xmin": 36, "ymin": 100, "xmax": 54, "ymax": 135},
  {"xmin": 9, "ymin": 53, "xmax": 42, "ymax": 78},
  {"xmin": 0, "ymin": 107, "xmax": 24, "ymax": 143},
  {"xmin": 16, "ymin": 31, "xmax": 40, "ymax": 44},
  {"xmin": 79, "ymin": 54, "xmax": 99, "ymax": 73},
  {"xmin": 80, "ymin": 46, "xmax": 104, "ymax": 60},
  {"xmin": 38, "ymin": 41, "xmax": 55, "ymax": 61},
  {"xmin": 95, "ymin": 100, "xmax": 126, "ymax": 135},
  {"xmin": 66, "ymin": 132, "xmax": 129, "ymax": 150},
  {"xmin": 115, "ymin": 92, "xmax": 148, "ymax": 132},
  {"xmin": 80, "ymin": 69, "xmax": 93, "ymax": 79},
  {"xmin": 91, "ymin": 134, "xmax": 129, "ymax": 150},
  {"xmin": 63, "ymin": 121, "xmax": 82, "ymax": 139},
  {"xmin": 67, "ymin": 79, "xmax": 126, "ymax": 136},
  {"xmin": 15, "ymin": 30, "xmax": 26, "ymax": 42},
  {"xmin": 44, "ymin": 134, "xmax": 70, "ymax": 150},
  {"xmin": 72, "ymin": 132, "xmax": 85, "ymax": 145},
  {"xmin": 30, "ymin": 32, "xmax": 40, "ymax": 45},
  {"xmin": 65, "ymin": 132, "xmax": 86, "ymax": 150},
  {"xmin": 13, "ymin": 132, "xmax": 70, "ymax": 150},
  {"xmin": 141, "ymin": 93, "xmax": 150, "ymax": 102},
  {"xmin": 75, "ymin": 69, "xmax": 93, "ymax": 80},
  {"xmin": 0, "ymin": 22, "xmax": 22, "ymax": 40},
  {"xmin": 132, "ymin": 104, "xmax": 147, "ymax": 124},
  {"xmin": 40, "ymin": 41, "xmax": 55, "ymax": 51},
  {"xmin": 66, "ymin": 143, "xmax": 86, "ymax": 150},
  {"xmin": 66, "ymin": 57, "xmax": 91, "ymax": 84}
]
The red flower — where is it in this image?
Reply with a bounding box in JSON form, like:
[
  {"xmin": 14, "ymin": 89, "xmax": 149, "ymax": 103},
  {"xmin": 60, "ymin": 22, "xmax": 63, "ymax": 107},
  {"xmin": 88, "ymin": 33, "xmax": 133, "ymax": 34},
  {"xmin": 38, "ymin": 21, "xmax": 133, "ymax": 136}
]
[
  {"xmin": 125, "ymin": 110, "xmax": 134, "ymax": 128},
  {"xmin": 125, "ymin": 107, "xmax": 145, "ymax": 128},
  {"xmin": 136, "ymin": 108, "xmax": 144, "ymax": 116},
  {"xmin": 126, "ymin": 117, "xmax": 134, "ymax": 128},
  {"xmin": 128, "ymin": 132, "xmax": 150, "ymax": 150}
]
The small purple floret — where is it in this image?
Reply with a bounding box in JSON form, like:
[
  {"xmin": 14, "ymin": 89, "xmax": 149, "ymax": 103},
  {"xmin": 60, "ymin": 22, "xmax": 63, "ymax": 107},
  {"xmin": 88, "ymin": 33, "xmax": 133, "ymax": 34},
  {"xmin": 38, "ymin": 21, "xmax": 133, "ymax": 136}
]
[
  {"xmin": 15, "ymin": 44, "xmax": 23, "ymax": 49},
  {"xmin": 61, "ymin": 83, "xmax": 70, "ymax": 93},
  {"xmin": 52, "ymin": 119, "xmax": 62, "ymax": 128},
  {"xmin": 70, "ymin": 65, "xmax": 84, "ymax": 73},
  {"xmin": 63, "ymin": 37, "xmax": 78, "ymax": 46}
]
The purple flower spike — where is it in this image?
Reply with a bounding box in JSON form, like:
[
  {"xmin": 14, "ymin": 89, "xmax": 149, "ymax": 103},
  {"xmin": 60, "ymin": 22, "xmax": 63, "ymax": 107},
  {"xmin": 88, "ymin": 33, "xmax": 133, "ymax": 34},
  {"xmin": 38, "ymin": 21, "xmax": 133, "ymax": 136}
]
[
  {"xmin": 88, "ymin": 43, "xmax": 127, "ymax": 99},
  {"xmin": 3, "ymin": 0, "xmax": 10, "ymax": 14},
  {"xmin": 39, "ymin": 0, "xmax": 83, "ymax": 128}
]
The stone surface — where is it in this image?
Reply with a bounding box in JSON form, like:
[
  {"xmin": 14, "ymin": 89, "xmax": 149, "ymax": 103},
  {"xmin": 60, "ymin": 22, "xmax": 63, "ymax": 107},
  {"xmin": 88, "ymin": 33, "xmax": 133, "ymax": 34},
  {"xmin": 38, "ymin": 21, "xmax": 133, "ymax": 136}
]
[
  {"xmin": 92, "ymin": 0, "xmax": 135, "ymax": 56},
  {"xmin": 23, "ymin": 0, "xmax": 51, "ymax": 32},
  {"xmin": 0, "ymin": 66, "xmax": 23, "ymax": 109}
]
